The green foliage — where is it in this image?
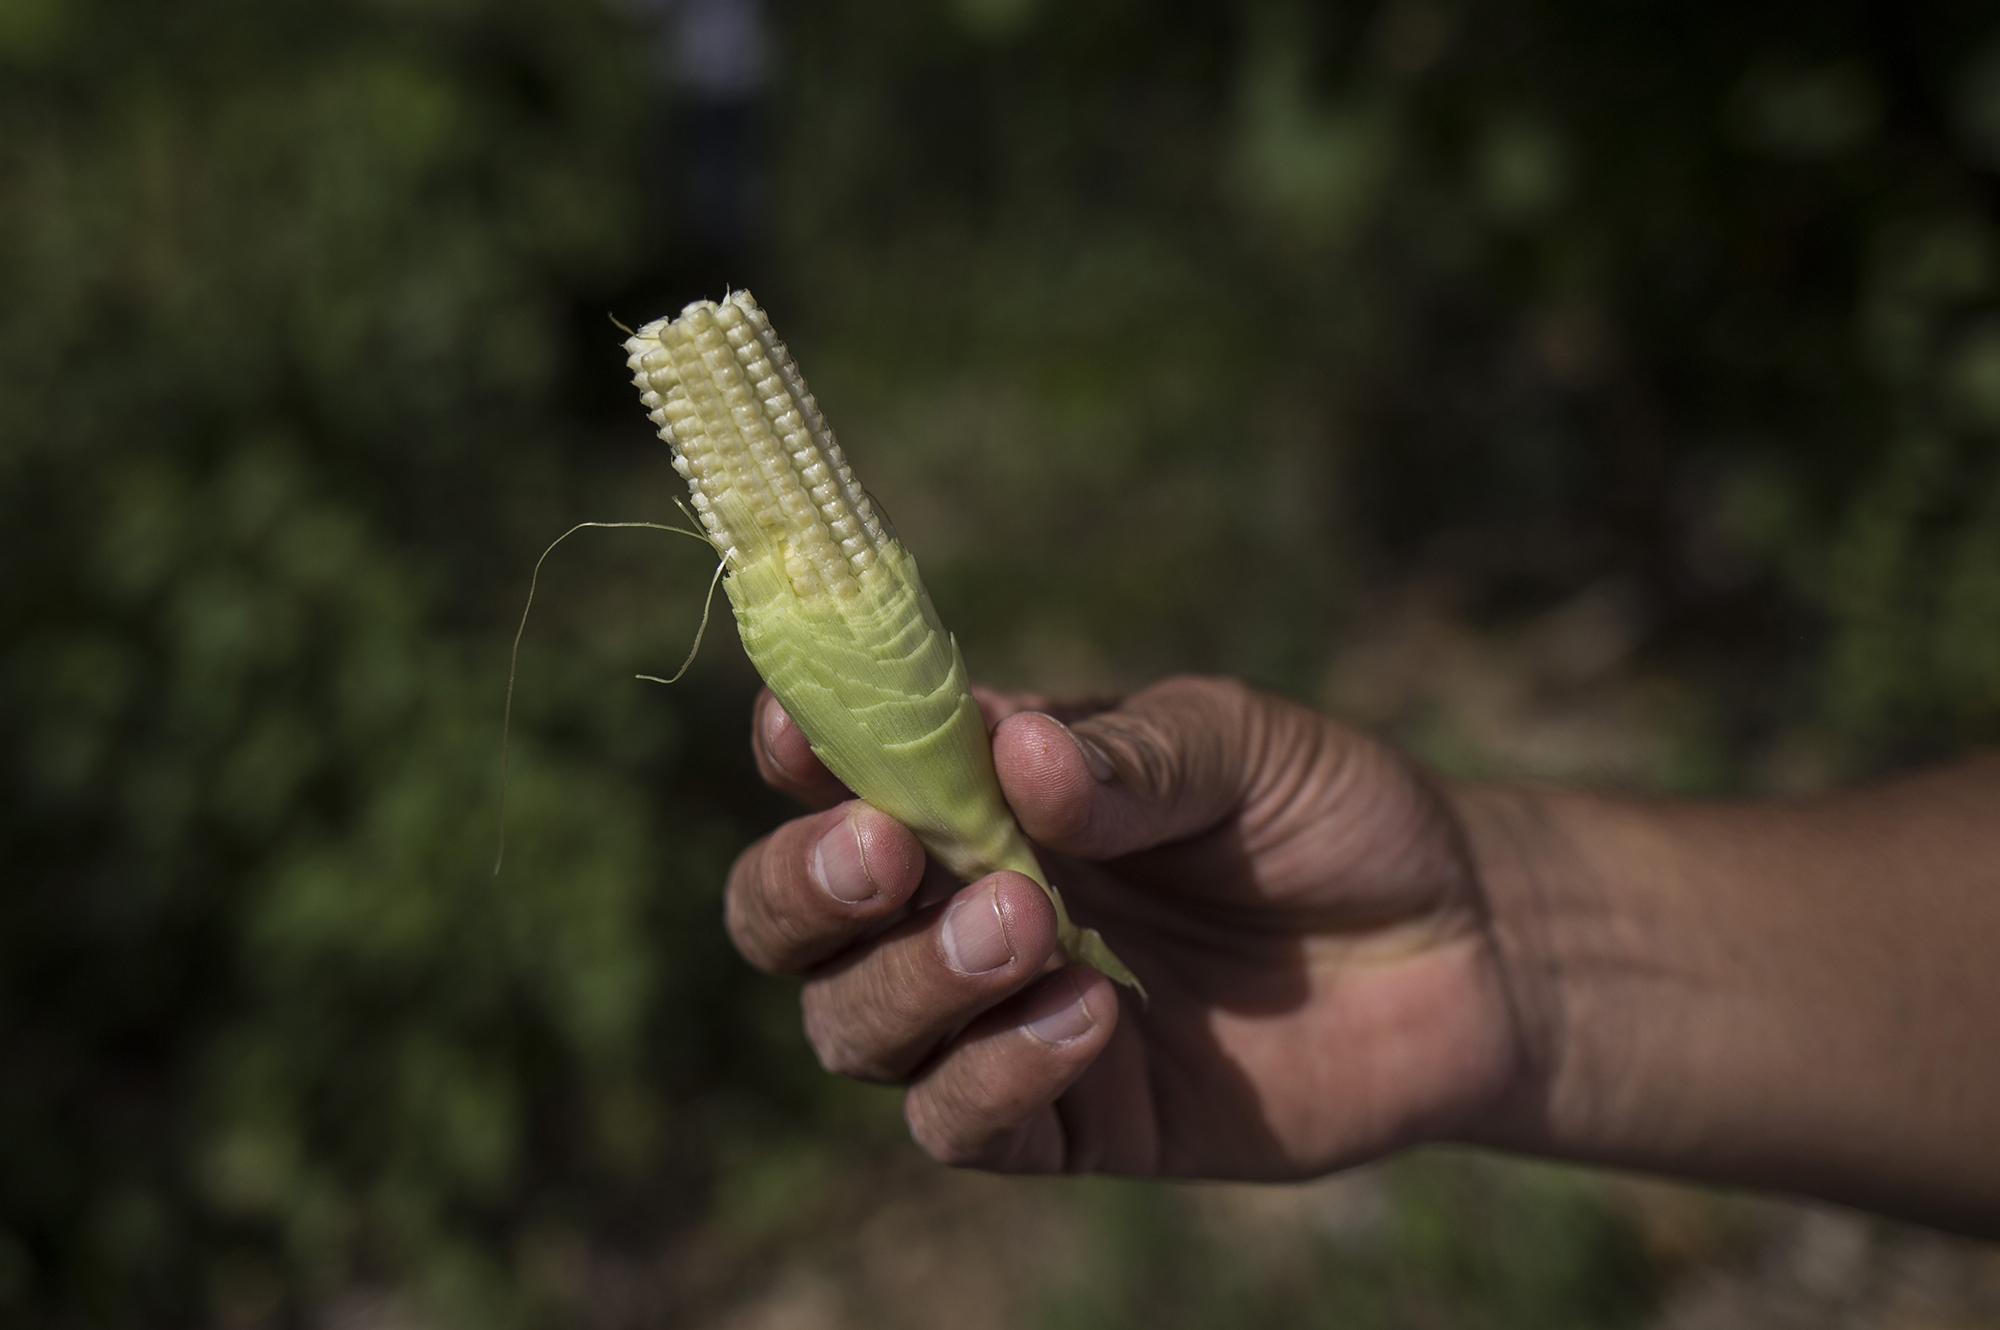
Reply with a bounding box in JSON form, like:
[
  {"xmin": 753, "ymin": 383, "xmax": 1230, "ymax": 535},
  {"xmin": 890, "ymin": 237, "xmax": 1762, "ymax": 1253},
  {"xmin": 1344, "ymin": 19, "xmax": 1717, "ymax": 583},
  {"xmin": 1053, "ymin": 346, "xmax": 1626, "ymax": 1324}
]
[
  {"xmin": 771, "ymin": 0, "xmax": 2000, "ymax": 766},
  {"xmin": 0, "ymin": 2, "xmax": 787, "ymax": 1323},
  {"xmin": 3, "ymin": 0, "xmax": 1997, "ymax": 1323}
]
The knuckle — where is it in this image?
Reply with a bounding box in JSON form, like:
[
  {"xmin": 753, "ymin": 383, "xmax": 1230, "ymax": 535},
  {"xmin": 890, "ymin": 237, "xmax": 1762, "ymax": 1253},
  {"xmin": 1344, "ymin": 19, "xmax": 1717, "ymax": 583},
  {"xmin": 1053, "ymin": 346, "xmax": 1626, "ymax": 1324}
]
[
  {"xmin": 1121, "ymin": 674, "xmax": 1264, "ymax": 802},
  {"xmin": 721, "ymin": 863, "xmax": 775, "ymax": 970},
  {"xmin": 722, "ymin": 828, "xmax": 829, "ymax": 974},
  {"xmin": 763, "ymin": 884, "xmax": 820, "ymax": 958},
  {"xmin": 904, "ymin": 1091, "xmax": 987, "ymax": 1169},
  {"xmin": 721, "ymin": 877, "xmax": 753, "ymax": 955},
  {"xmin": 903, "ymin": 1045, "xmax": 1031, "ymax": 1169},
  {"xmin": 750, "ymin": 696, "xmax": 781, "ymax": 768},
  {"xmin": 801, "ymin": 993, "xmax": 896, "ymax": 1083},
  {"xmin": 740, "ymin": 927, "xmax": 795, "ymax": 975},
  {"xmin": 800, "ymin": 999, "xmax": 852, "ymax": 1076},
  {"xmin": 1087, "ymin": 710, "xmax": 1182, "ymax": 802}
]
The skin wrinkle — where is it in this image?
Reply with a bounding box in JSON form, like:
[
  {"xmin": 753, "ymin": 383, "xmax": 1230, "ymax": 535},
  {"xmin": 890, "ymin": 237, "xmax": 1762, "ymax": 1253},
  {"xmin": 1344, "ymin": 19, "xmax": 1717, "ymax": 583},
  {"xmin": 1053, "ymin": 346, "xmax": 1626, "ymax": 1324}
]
[
  {"xmin": 1430, "ymin": 795, "xmax": 1541, "ymax": 1120},
  {"xmin": 1451, "ymin": 786, "xmax": 1601, "ymax": 1157},
  {"xmin": 903, "ymin": 1084, "xmax": 960, "ymax": 1165},
  {"xmin": 1066, "ymin": 693, "xmax": 1465, "ymax": 947},
  {"xmin": 1238, "ymin": 697, "xmax": 1338, "ymax": 848},
  {"xmin": 1073, "ymin": 678, "xmax": 1250, "ymax": 848},
  {"xmin": 1554, "ymin": 799, "xmax": 1735, "ymax": 1164},
  {"xmin": 1328, "ymin": 749, "xmax": 1454, "ymax": 899},
  {"xmin": 804, "ymin": 918, "xmax": 957, "ymax": 1083}
]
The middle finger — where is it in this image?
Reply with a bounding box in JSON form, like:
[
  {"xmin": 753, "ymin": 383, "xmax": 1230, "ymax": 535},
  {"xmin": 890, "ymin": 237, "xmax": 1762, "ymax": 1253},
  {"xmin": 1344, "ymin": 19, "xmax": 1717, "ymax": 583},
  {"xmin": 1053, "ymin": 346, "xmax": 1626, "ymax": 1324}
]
[{"xmin": 799, "ymin": 870, "xmax": 1061, "ymax": 1083}]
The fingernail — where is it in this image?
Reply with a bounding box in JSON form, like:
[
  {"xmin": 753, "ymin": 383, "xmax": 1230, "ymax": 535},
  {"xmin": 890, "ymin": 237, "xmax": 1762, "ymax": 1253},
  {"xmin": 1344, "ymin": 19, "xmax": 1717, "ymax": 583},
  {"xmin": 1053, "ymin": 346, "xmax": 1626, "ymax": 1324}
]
[
  {"xmin": 761, "ymin": 700, "xmax": 797, "ymax": 774},
  {"xmin": 811, "ymin": 813, "xmax": 876, "ymax": 903},
  {"xmin": 940, "ymin": 883, "xmax": 1013, "ymax": 975},
  {"xmin": 1023, "ymin": 975, "xmax": 1095, "ymax": 1046},
  {"xmin": 1066, "ymin": 725, "xmax": 1117, "ymax": 782}
]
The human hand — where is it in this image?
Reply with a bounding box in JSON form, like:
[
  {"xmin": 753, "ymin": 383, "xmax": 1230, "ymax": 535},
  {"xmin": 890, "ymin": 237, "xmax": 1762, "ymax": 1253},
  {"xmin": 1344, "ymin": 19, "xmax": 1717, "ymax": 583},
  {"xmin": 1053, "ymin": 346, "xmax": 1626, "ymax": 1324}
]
[{"xmin": 723, "ymin": 675, "xmax": 1530, "ymax": 1178}]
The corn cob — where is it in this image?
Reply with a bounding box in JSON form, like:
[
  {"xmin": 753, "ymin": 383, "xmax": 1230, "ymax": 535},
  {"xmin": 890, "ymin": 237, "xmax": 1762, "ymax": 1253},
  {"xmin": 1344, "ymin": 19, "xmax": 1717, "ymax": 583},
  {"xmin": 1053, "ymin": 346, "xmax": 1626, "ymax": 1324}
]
[{"xmin": 624, "ymin": 290, "xmax": 1141, "ymax": 995}]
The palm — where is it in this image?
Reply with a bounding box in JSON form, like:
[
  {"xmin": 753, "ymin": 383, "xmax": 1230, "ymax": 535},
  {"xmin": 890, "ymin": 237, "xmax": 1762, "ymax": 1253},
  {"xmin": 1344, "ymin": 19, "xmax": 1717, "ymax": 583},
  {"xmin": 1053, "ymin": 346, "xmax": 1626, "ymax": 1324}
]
[{"xmin": 1006, "ymin": 704, "xmax": 1522, "ymax": 1179}]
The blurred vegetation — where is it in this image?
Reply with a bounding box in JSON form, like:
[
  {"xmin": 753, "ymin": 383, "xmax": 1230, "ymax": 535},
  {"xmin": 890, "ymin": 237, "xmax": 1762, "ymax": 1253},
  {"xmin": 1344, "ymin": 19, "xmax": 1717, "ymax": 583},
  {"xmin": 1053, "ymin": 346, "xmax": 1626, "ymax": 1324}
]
[
  {"xmin": 1036, "ymin": 1161, "xmax": 1659, "ymax": 1330},
  {"xmin": 2, "ymin": 0, "xmax": 1997, "ymax": 1324}
]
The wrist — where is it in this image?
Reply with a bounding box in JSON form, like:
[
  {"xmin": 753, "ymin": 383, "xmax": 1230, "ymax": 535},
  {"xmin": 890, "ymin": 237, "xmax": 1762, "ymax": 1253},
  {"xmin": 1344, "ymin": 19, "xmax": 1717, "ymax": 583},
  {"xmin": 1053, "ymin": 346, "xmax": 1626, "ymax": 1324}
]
[
  {"xmin": 1441, "ymin": 781, "xmax": 1581, "ymax": 1155},
  {"xmin": 1443, "ymin": 769, "xmax": 2000, "ymax": 1233},
  {"xmin": 1442, "ymin": 780, "xmax": 1706, "ymax": 1166}
]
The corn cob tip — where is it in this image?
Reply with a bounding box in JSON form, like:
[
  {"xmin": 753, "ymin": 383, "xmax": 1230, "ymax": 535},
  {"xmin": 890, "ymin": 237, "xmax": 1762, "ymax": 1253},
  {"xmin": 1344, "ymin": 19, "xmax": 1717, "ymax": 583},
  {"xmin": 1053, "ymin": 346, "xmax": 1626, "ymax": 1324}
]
[{"xmin": 623, "ymin": 290, "xmax": 892, "ymax": 603}]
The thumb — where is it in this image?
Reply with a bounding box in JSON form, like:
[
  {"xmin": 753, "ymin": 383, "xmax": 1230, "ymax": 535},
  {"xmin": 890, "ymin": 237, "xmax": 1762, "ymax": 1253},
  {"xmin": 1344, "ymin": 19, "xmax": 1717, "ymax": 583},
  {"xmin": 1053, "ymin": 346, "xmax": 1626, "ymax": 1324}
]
[{"xmin": 992, "ymin": 676, "xmax": 1267, "ymax": 860}]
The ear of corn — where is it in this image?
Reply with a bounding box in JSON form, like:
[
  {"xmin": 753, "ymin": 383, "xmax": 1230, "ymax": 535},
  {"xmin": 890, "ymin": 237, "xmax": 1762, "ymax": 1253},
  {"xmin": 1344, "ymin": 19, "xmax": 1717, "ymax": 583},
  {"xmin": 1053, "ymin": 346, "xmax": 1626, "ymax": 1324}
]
[{"xmin": 625, "ymin": 290, "xmax": 1142, "ymax": 995}]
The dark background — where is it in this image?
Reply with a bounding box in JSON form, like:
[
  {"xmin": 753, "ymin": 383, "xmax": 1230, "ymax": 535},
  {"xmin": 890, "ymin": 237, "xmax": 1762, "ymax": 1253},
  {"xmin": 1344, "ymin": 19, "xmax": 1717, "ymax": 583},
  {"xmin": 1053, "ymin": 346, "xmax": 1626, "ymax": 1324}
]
[{"xmin": 4, "ymin": 0, "xmax": 1999, "ymax": 1324}]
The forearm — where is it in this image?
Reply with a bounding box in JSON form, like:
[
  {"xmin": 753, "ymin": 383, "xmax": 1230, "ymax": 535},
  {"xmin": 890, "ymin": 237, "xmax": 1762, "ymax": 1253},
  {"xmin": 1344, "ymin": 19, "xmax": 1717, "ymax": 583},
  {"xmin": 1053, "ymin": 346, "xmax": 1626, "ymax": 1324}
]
[{"xmin": 1455, "ymin": 756, "xmax": 2000, "ymax": 1233}]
